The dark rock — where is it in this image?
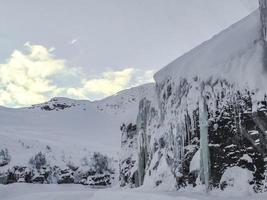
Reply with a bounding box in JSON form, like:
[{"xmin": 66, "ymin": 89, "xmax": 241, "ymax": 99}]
[
  {"xmin": 0, "ymin": 148, "xmax": 11, "ymax": 167},
  {"xmin": 58, "ymin": 174, "xmax": 74, "ymax": 184}
]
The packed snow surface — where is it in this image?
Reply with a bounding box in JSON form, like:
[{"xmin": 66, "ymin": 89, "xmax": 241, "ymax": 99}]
[{"xmin": 1, "ymin": 184, "xmax": 267, "ymax": 200}]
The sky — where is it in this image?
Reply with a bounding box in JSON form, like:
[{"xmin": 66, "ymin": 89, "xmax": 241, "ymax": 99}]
[{"xmin": 0, "ymin": 0, "xmax": 258, "ymax": 107}]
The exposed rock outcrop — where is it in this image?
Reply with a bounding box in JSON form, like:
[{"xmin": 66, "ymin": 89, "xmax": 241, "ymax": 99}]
[{"xmin": 0, "ymin": 151, "xmax": 115, "ymax": 186}]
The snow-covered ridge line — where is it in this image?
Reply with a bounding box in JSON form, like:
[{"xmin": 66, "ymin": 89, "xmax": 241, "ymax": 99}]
[{"xmin": 154, "ymin": 10, "xmax": 267, "ymax": 91}]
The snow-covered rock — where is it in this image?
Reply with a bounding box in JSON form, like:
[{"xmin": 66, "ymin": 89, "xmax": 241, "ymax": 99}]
[
  {"xmin": 190, "ymin": 150, "xmax": 200, "ymax": 174},
  {"xmin": 220, "ymin": 167, "xmax": 254, "ymax": 195}
]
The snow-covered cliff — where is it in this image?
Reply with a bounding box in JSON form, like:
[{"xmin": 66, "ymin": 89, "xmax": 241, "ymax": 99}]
[{"xmin": 119, "ymin": 7, "xmax": 267, "ymax": 193}]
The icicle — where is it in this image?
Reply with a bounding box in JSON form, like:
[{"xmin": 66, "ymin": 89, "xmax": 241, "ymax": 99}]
[
  {"xmin": 259, "ymin": 0, "xmax": 267, "ymax": 72},
  {"xmin": 136, "ymin": 98, "xmax": 150, "ymax": 187},
  {"xmin": 260, "ymin": 0, "xmax": 267, "ymax": 42},
  {"xmin": 199, "ymin": 90, "xmax": 210, "ymax": 193}
]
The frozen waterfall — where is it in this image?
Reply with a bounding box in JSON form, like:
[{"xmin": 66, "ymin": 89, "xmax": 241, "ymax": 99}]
[{"xmin": 199, "ymin": 93, "xmax": 210, "ymax": 192}]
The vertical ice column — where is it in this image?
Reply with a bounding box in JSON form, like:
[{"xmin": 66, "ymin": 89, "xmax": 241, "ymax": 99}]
[
  {"xmin": 259, "ymin": 0, "xmax": 267, "ymax": 71},
  {"xmin": 260, "ymin": 0, "xmax": 267, "ymax": 42},
  {"xmin": 136, "ymin": 98, "xmax": 150, "ymax": 187},
  {"xmin": 199, "ymin": 94, "xmax": 210, "ymax": 192}
]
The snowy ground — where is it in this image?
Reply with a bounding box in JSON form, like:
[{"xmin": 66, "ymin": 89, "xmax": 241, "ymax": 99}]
[{"xmin": 0, "ymin": 184, "xmax": 266, "ymax": 200}]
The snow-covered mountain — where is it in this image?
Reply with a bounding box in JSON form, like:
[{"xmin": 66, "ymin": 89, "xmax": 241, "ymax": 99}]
[{"xmin": 0, "ymin": 83, "xmax": 154, "ymax": 185}]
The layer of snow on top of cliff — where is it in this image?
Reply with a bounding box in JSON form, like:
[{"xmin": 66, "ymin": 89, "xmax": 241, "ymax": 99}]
[{"xmin": 154, "ymin": 10, "xmax": 267, "ymax": 90}]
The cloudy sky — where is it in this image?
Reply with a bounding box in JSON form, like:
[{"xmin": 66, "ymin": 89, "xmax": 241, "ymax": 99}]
[{"xmin": 0, "ymin": 0, "xmax": 258, "ymax": 107}]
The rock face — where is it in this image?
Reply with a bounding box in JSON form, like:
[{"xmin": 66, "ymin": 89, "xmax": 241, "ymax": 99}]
[
  {"xmin": 120, "ymin": 79, "xmax": 267, "ymax": 192},
  {"xmin": 29, "ymin": 98, "xmax": 77, "ymax": 111},
  {"xmin": 119, "ymin": 7, "xmax": 267, "ymax": 193},
  {"xmin": 119, "ymin": 123, "xmax": 138, "ymax": 187},
  {"xmin": 0, "ymin": 149, "xmax": 11, "ymax": 167}
]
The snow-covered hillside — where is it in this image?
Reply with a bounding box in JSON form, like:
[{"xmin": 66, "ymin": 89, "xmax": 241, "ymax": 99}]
[{"xmin": 0, "ymin": 83, "xmax": 155, "ymax": 185}]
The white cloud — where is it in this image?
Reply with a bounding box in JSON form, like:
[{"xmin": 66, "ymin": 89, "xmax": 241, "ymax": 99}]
[
  {"xmin": 0, "ymin": 43, "xmax": 154, "ymax": 107},
  {"xmin": 84, "ymin": 68, "xmax": 135, "ymax": 95},
  {"xmin": 69, "ymin": 39, "xmax": 78, "ymax": 45}
]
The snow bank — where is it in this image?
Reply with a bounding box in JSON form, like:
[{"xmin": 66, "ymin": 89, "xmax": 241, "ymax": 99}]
[
  {"xmin": 1, "ymin": 183, "xmax": 267, "ymax": 200},
  {"xmin": 219, "ymin": 167, "xmax": 254, "ymax": 196}
]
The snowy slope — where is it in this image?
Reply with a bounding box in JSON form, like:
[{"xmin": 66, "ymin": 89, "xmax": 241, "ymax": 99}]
[
  {"xmin": 93, "ymin": 83, "xmax": 156, "ymax": 123},
  {"xmin": 1, "ymin": 184, "xmax": 267, "ymax": 200},
  {"xmin": 0, "ymin": 83, "xmax": 155, "ymax": 172}
]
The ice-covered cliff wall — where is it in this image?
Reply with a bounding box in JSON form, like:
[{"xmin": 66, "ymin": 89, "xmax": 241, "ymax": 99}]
[{"xmin": 120, "ymin": 6, "xmax": 267, "ymax": 193}]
